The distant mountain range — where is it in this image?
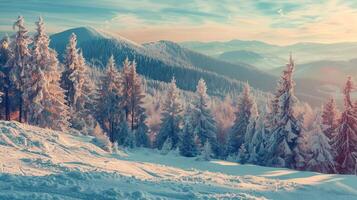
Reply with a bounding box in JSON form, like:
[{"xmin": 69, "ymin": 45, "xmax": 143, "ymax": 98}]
[
  {"xmin": 181, "ymin": 40, "xmax": 357, "ymax": 72},
  {"xmin": 46, "ymin": 27, "xmax": 332, "ymax": 105}
]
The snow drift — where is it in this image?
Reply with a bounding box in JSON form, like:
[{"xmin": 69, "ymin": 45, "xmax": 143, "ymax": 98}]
[{"xmin": 0, "ymin": 120, "xmax": 357, "ymax": 199}]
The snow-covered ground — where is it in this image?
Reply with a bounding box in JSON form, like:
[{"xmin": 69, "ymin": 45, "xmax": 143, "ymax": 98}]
[{"xmin": 0, "ymin": 121, "xmax": 356, "ymax": 200}]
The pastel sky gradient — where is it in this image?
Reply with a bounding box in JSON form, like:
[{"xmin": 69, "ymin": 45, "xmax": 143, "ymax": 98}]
[{"xmin": 1, "ymin": 0, "xmax": 357, "ymax": 44}]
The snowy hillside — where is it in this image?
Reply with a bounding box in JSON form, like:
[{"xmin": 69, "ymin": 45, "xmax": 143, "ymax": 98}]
[{"xmin": 0, "ymin": 121, "xmax": 357, "ymax": 200}]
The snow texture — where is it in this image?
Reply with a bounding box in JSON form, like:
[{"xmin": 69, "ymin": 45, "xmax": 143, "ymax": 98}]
[{"xmin": 0, "ymin": 121, "xmax": 357, "ymax": 199}]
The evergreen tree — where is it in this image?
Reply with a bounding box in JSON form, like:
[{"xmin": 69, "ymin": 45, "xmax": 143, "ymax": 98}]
[
  {"xmin": 332, "ymin": 76, "xmax": 357, "ymax": 174},
  {"xmin": 135, "ymin": 113, "xmax": 150, "ymax": 147},
  {"xmin": 96, "ymin": 55, "xmax": 122, "ymax": 142},
  {"xmin": 61, "ymin": 33, "xmax": 94, "ymax": 132},
  {"xmin": 120, "ymin": 58, "xmax": 131, "ymax": 120},
  {"xmin": 26, "ymin": 17, "xmax": 69, "ymax": 130},
  {"xmin": 305, "ymin": 111, "xmax": 336, "ymax": 173},
  {"xmin": 265, "ymin": 54, "xmax": 302, "ymax": 168},
  {"xmin": 238, "ymin": 144, "xmax": 249, "ymax": 164},
  {"xmin": 120, "ymin": 59, "xmax": 147, "ymax": 133},
  {"xmin": 179, "ymin": 111, "xmax": 198, "ymax": 157},
  {"xmin": 192, "ymin": 79, "xmax": 218, "ymax": 155},
  {"xmin": 156, "ymin": 77, "xmax": 183, "ymax": 149},
  {"xmin": 128, "ymin": 60, "xmax": 146, "ymax": 131},
  {"xmin": 8, "ymin": 16, "xmax": 31, "ymax": 122},
  {"xmin": 228, "ymin": 83, "xmax": 258, "ymax": 155},
  {"xmin": 113, "ymin": 113, "xmax": 130, "ymax": 146},
  {"xmin": 199, "ymin": 140, "xmax": 213, "ymax": 161},
  {"xmin": 0, "ymin": 35, "xmax": 12, "ymax": 120},
  {"xmin": 246, "ymin": 114, "xmax": 268, "ymax": 164},
  {"xmin": 321, "ymin": 97, "xmax": 339, "ymax": 139}
]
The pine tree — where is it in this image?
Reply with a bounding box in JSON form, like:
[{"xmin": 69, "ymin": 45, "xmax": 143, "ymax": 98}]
[
  {"xmin": 179, "ymin": 111, "xmax": 198, "ymax": 157},
  {"xmin": 61, "ymin": 33, "xmax": 94, "ymax": 132},
  {"xmin": 199, "ymin": 140, "xmax": 213, "ymax": 161},
  {"xmin": 120, "ymin": 58, "xmax": 131, "ymax": 120},
  {"xmin": 192, "ymin": 79, "xmax": 218, "ymax": 155},
  {"xmin": 332, "ymin": 76, "xmax": 357, "ymax": 174},
  {"xmin": 228, "ymin": 83, "xmax": 258, "ymax": 156},
  {"xmin": 113, "ymin": 113, "xmax": 130, "ymax": 146},
  {"xmin": 321, "ymin": 97, "xmax": 339, "ymax": 139},
  {"xmin": 246, "ymin": 114, "xmax": 268, "ymax": 164},
  {"xmin": 265, "ymin": 54, "xmax": 302, "ymax": 168},
  {"xmin": 135, "ymin": 113, "xmax": 150, "ymax": 147},
  {"xmin": 8, "ymin": 16, "xmax": 32, "ymax": 122},
  {"xmin": 128, "ymin": 60, "xmax": 146, "ymax": 131},
  {"xmin": 0, "ymin": 35, "xmax": 12, "ymax": 120},
  {"xmin": 96, "ymin": 55, "xmax": 122, "ymax": 142},
  {"xmin": 305, "ymin": 111, "xmax": 336, "ymax": 173},
  {"xmin": 238, "ymin": 144, "xmax": 249, "ymax": 164},
  {"xmin": 26, "ymin": 17, "xmax": 69, "ymax": 130},
  {"xmin": 156, "ymin": 77, "xmax": 183, "ymax": 149},
  {"xmin": 120, "ymin": 59, "xmax": 147, "ymax": 133}
]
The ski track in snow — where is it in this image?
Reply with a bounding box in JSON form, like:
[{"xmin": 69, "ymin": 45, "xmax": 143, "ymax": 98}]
[{"xmin": 0, "ymin": 121, "xmax": 357, "ymax": 200}]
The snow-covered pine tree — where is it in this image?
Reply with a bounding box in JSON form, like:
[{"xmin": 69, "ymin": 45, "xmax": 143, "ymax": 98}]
[
  {"xmin": 113, "ymin": 112, "xmax": 130, "ymax": 146},
  {"xmin": 128, "ymin": 60, "xmax": 146, "ymax": 132},
  {"xmin": 96, "ymin": 55, "xmax": 122, "ymax": 142},
  {"xmin": 0, "ymin": 35, "xmax": 12, "ymax": 120},
  {"xmin": 179, "ymin": 109, "xmax": 198, "ymax": 157},
  {"xmin": 238, "ymin": 144, "xmax": 249, "ymax": 164},
  {"xmin": 228, "ymin": 82, "xmax": 258, "ymax": 156},
  {"xmin": 156, "ymin": 77, "xmax": 183, "ymax": 149},
  {"xmin": 305, "ymin": 111, "xmax": 336, "ymax": 173},
  {"xmin": 199, "ymin": 140, "xmax": 213, "ymax": 161},
  {"xmin": 246, "ymin": 114, "xmax": 268, "ymax": 164},
  {"xmin": 135, "ymin": 112, "xmax": 150, "ymax": 147},
  {"xmin": 7, "ymin": 16, "xmax": 32, "ymax": 122},
  {"xmin": 192, "ymin": 78, "xmax": 219, "ymax": 156},
  {"xmin": 332, "ymin": 76, "xmax": 357, "ymax": 174},
  {"xmin": 61, "ymin": 33, "xmax": 94, "ymax": 133},
  {"xmin": 120, "ymin": 58, "xmax": 131, "ymax": 120},
  {"xmin": 25, "ymin": 17, "xmax": 69, "ymax": 131},
  {"xmin": 265, "ymin": 54, "xmax": 302, "ymax": 168},
  {"xmin": 321, "ymin": 97, "xmax": 339, "ymax": 140}
]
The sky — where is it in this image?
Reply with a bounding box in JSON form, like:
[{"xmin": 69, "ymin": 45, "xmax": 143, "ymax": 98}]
[{"xmin": 1, "ymin": 0, "xmax": 357, "ymax": 45}]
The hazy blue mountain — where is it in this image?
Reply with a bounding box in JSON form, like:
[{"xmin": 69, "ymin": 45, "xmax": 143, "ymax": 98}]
[
  {"xmin": 217, "ymin": 50, "xmax": 285, "ymax": 70},
  {"xmin": 271, "ymin": 58, "xmax": 357, "ymax": 86},
  {"xmin": 182, "ymin": 40, "xmax": 357, "ymax": 71}
]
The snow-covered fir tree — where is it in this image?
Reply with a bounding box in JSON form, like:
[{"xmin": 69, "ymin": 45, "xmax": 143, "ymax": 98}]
[
  {"xmin": 332, "ymin": 76, "xmax": 357, "ymax": 174},
  {"xmin": 135, "ymin": 112, "xmax": 150, "ymax": 147},
  {"xmin": 61, "ymin": 33, "xmax": 95, "ymax": 133},
  {"xmin": 265, "ymin": 54, "xmax": 302, "ymax": 168},
  {"xmin": 321, "ymin": 97, "xmax": 339, "ymax": 139},
  {"xmin": 7, "ymin": 16, "xmax": 32, "ymax": 122},
  {"xmin": 113, "ymin": 112, "xmax": 130, "ymax": 146},
  {"xmin": 238, "ymin": 144, "xmax": 249, "ymax": 164},
  {"xmin": 120, "ymin": 59, "xmax": 147, "ymax": 133},
  {"xmin": 228, "ymin": 83, "xmax": 258, "ymax": 156},
  {"xmin": 304, "ymin": 111, "xmax": 336, "ymax": 173},
  {"xmin": 96, "ymin": 55, "xmax": 122, "ymax": 142},
  {"xmin": 198, "ymin": 140, "xmax": 213, "ymax": 161},
  {"xmin": 25, "ymin": 17, "xmax": 69, "ymax": 130},
  {"xmin": 191, "ymin": 78, "xmax": 218, "ymax": 155},
  {"xmin": 245, "ymin": 114, "xmax": 268, "ymax": 164},
  {"xmin": 155, "ymin": 77, "xmax": 183, "ymax": 149},
  {"xmin": 0, "ymin": 35, "xmax": 12, "ymax": 120},
  {"xmin": 179, "ymin": 108, "xmax": 198, "ymax": 157}
]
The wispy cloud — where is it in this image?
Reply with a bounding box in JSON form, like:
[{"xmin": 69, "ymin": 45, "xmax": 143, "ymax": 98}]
[{"xmin": 1, "ymin": 0, "xmax": 357, "ymax": 44}]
